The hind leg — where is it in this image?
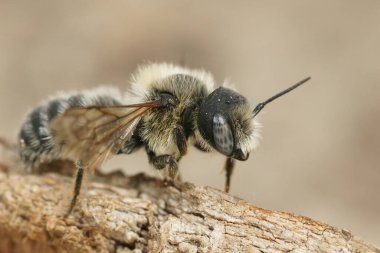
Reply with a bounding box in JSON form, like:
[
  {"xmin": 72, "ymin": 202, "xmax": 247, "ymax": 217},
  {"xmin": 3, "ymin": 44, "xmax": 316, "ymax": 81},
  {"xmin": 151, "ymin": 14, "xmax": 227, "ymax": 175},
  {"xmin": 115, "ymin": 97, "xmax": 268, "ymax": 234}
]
[{"xmin": 67, "ymin": 160, "xmax": 84, "ymax": 215}]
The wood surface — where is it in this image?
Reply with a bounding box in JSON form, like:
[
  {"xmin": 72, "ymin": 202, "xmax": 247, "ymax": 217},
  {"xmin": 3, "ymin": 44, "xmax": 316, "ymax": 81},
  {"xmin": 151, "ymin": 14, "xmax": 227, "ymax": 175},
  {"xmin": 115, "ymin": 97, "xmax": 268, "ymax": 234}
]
[{"xmin": 0, "ymin": 140, "xmax": 378, "ymax": 253}]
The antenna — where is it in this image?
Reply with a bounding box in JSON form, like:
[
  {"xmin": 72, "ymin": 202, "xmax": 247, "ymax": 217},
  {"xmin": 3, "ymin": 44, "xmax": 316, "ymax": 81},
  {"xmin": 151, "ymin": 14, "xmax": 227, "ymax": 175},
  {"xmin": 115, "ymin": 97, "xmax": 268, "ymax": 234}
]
[{"xmin": 252, "ymin": 77, "xmax": 311, "ymax": 118}]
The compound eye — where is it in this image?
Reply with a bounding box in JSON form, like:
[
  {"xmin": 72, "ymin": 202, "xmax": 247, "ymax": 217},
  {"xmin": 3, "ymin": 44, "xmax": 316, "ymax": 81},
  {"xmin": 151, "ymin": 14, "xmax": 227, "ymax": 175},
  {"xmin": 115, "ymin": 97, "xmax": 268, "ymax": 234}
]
[{"xmin": 213, "ymin": 113, "xmax": 234, "ymax": 156}]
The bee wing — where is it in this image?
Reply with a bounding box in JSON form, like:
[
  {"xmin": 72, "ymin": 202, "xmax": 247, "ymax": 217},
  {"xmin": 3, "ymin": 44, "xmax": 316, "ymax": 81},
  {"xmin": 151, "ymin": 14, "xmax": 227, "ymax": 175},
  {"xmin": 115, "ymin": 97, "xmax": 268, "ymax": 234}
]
[{"xmin": 50, "ymin": 101, "xmax": 161, "ymax": 171}]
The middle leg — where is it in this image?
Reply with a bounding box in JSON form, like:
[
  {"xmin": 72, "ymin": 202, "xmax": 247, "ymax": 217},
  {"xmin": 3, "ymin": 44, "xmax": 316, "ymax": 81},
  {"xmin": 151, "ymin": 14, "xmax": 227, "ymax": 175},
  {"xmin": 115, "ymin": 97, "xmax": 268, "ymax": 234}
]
[{"xmin": 147, "ymin": 150, "xmax": 180, "ymax": 180}]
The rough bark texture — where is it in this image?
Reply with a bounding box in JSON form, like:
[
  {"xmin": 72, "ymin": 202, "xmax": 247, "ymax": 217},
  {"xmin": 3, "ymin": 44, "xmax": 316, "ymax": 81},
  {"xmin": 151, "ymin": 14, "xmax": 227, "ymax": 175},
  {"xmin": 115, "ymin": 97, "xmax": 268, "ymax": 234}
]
[{"xmin": 0, "ymin": 140, "xmax": 379, "ymax": 253}]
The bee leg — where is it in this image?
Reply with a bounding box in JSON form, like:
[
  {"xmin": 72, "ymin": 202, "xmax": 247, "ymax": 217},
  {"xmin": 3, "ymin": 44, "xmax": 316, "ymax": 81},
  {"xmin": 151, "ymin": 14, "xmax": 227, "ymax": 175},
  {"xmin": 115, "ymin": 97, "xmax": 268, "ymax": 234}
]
[
  {"xmin": 224, "ymin": 157, "xmax": 235, "ymax": 193},
  {"xmin": 173, "ymin": 125, "xmax": 187, "ymax": 156},
  {"xmin": 147, "ymin": 151, "xmax": 179, "ymax": 181},
  {"xmin": 67, "ymin": 160, "xmax": 84, "ymax": 215}
]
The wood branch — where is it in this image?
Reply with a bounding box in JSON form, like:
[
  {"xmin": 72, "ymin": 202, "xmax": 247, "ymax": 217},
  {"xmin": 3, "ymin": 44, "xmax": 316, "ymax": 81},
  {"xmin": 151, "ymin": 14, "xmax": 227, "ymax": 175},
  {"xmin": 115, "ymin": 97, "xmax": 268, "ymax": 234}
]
[{"xmin": 0, "ymin": 140, "xmax": 379, "ymax": 253}]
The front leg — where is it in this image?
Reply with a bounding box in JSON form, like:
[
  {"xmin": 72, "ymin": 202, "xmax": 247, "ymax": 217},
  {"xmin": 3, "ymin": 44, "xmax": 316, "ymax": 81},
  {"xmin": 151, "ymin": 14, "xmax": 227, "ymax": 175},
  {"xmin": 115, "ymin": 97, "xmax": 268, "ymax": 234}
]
[{"xmin": 147, "ymin": 150, "xmax": 180, "ymax": 180}]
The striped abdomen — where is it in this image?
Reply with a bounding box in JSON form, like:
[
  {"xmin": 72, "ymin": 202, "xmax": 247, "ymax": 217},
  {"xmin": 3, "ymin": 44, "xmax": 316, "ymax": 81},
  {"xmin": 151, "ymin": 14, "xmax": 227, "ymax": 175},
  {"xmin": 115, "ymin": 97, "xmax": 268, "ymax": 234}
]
[{"xmin": 18, "ymin": 88, "xmax": 122, "ymax": 167}]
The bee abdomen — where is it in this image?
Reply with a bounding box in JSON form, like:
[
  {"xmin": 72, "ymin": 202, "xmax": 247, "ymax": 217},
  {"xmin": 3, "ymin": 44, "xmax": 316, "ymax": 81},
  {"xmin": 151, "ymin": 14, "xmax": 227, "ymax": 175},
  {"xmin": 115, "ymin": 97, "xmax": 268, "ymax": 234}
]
[
  {"xmin": 19, "ymin": 104, "xmax": 57, "ymax": 166},
  {"xmin": 19, "ymin": 92, "xmax": 122, "ymax": 167}
]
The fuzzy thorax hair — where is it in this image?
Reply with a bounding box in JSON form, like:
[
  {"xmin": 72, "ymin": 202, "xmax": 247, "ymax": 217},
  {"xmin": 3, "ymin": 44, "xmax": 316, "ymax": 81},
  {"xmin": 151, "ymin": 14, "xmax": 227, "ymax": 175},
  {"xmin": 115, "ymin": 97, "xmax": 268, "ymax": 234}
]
[{"xmin": 126, "ymin": 62, "xmax": 261, "ymax": 157}]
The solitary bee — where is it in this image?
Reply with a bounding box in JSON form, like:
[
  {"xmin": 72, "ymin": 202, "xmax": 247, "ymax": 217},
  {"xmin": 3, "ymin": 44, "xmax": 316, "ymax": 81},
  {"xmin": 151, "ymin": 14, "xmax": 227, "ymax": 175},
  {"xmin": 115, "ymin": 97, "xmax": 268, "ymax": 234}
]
[{"xmin": 18, "ymin": 63, "xmax": 310, "ymax": 214}]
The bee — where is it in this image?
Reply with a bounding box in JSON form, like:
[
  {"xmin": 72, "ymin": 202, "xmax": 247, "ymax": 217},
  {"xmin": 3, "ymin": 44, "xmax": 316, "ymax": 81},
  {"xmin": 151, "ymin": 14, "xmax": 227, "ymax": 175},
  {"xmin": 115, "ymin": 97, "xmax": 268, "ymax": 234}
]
[{"xmin": 18, "ymin": 63, "xmax": 310, "ymax": 214}]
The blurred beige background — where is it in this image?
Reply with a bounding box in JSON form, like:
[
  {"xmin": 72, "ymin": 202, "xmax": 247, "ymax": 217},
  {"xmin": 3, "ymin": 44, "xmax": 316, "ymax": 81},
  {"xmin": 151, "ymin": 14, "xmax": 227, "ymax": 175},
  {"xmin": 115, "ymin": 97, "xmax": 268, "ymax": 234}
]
[{"xmin": 1, "ymin": 0, "xmax": 379, "ymax": 246}]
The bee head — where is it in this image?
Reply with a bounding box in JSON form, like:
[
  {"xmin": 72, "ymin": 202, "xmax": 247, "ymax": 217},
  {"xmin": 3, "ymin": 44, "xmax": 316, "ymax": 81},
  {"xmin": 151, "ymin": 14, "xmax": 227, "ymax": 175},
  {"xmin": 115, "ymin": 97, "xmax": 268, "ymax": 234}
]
[
  {"xmin": 197, "ymin": 77, "xmax": 310, "ymax": 161},
  {"xmin": 198, "ymin": 87, "xmax": 257, "ymax": 161}
]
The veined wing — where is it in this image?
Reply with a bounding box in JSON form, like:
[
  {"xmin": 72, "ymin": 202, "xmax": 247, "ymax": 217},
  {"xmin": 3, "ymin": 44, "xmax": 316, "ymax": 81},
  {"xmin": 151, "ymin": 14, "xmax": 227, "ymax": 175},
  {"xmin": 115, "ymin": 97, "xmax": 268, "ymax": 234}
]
[{"xmin": 50, "ymin": 100, "xmax": 161, "ymax": 171}]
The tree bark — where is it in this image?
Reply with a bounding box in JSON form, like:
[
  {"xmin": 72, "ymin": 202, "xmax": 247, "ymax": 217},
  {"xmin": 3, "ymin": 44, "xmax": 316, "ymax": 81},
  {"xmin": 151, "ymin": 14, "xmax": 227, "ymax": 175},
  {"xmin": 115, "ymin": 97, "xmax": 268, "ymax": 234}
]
[{"xmin": 0, "ymin": 140, "xmax": 378, "ymax": 253}]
